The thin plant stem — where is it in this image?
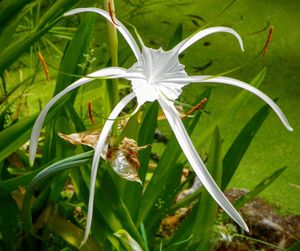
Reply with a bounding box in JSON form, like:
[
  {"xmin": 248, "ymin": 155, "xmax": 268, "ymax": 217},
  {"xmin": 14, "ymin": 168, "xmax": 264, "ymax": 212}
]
[
  {"xmin": 104, "ymin": 0, "xmax": 119, "ymax": 114},
  {"xmin": 232, "ymin": 234, "xmax": 285, "ymax": 250}
]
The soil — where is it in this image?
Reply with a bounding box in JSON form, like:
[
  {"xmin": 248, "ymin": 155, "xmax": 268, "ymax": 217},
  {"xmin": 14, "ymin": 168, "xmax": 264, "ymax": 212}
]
[
  {"xmin": 215, "ymin": 189, "xmax": 300, "ymax": 251},
  {"xmin": 160, "ymin": 188, "xmax": 300, "ymax": 251}
]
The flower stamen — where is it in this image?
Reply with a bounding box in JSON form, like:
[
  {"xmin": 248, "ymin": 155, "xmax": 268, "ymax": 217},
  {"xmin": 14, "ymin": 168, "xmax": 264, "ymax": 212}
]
[
  {"xmin": 108, "ymin": 1, "xmax": 118, "ymax": 26},
  {"xmin": 259, "ymin": 26, "xmax": 273, "ymax": 59},
  {"xmin": 38, "ymin": 51, "xmax": 49, "ymax": 82},
  {"xmin": 183, "ymin": 98, "xmax": 208, "ymax": 118},
  {"xmin": 88, "ymin": 100, "xmax": 95, "ymax": 125}
]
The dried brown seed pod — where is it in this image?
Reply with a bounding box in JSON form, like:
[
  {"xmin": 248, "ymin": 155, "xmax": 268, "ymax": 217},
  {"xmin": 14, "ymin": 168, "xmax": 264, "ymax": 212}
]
[
  {"xmin": 107, "ymin": 137, "xmax": 149, "ymax": 185},
  {"xmin": 59, "ymin": 131, "xmax": 148, "ymax": 184}
]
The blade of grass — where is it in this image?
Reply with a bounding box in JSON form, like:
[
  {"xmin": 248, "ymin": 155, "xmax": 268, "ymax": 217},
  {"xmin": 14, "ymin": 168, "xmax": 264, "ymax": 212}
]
[{"xmin": 140, "ymin": 223, "xmax": 149, "ymax": 251}]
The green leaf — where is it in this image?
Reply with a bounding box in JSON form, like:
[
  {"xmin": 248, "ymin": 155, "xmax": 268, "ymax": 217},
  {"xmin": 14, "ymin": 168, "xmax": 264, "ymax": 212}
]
[
  {"xmin": 46, "ymin": 208, "xmax": 102, "ymax": 250},
  {"xmin": 0, "ymin": 2, "xmax": 36, "ymax": 50},
  {"xmin": 0, "ymin": 0, "xmax": 31, "ymax": 26},
  {"xmin": 287, "ymin": 240, "xmax": 300, "ymax": 251},
  {"xmin": 198, "ymin": 68, "xmax": 267, "ymax": 145},
  {"xmin": 42, "ymin": 12, "xmax": 96, "ymax": 163},
  {"xmin": 0, "ymin": 184, "xmax": 21, "ymax": 250},
  {"xmin": 116, "ymin": 112, "xmax": 140, "ymax": 144},
  {"xmin": 0, "ymin": 0, "xmax": 79, "ymax": 75},
  {"xmin": 233, "ymin": 166, "xmax": 287, "ymax": 210},
  {"xmin": 22, "ymin": 151, "xmax": 94, "ymax": 232},
  {"xmin": 70, "ymin": 165, "xmax": 122, "ymax": 250},
  {"xmin": 164, "ymin": 206, "xmax": 197, "ymax": 251},
  {"xmin": 114, "ymin": 229, "xmax": 143, "ymax": 251},
  {"xmin": 167, "ymin": 23, "xmax": 183, "ymax": 49},
  {"xmin": 2, "ymin": 166, "xmax": 43, "ymax": 192},
  {"xmin": 54, "ymin": 12, "xmax": 96, "ymax": 95},
  {"xmin": 80, "ymin": 163, "xmax": 146, "ymax": 250},
  {"xmin": 222, "ymin": 100, "xmax": 274, "ymax": 190},
  {"xmin": 0, "ymin": 115, "xmax": 37, "ymax": 162},
  {"xmin": 190, "ymin": 126, "xmax": 223, "ymax": 251},
  {"xmin": 0, "ymin": 98, "xmax": 73, "ymax": 164},
  {"xmin": 48, "ymin": 116, "xmax": 76, "ymax": 202},
  {"xmin": 138, "ymin": 102, "xmax": 159, "ymax": 181},
  {"xmin": 25, "ymin": 151, "xmax": 93, "ymax": 188}
]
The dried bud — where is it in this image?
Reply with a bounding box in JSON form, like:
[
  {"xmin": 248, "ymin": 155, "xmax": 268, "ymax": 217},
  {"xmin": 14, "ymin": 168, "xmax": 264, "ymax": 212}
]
[{"xmin": 107, "ymin": 137, "xmax": 148, "ymax": 185}]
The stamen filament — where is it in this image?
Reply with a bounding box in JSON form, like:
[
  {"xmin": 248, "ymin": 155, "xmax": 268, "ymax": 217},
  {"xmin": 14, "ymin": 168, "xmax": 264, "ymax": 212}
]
[{"xmin": 183, "ymin": 98, "xmax": 208, "ymax": 118}]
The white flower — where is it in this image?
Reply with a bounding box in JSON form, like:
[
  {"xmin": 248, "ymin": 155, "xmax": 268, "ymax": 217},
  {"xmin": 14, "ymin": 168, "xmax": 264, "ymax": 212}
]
[{"xmin": 29, "ymin": 7, "xmax": 293, "ymax": 246}]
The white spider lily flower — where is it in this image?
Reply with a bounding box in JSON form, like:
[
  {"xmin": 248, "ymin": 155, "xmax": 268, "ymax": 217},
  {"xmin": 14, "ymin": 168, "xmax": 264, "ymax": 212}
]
[{"xmin": 29, "ymin": 7, "xmax": 293, "ymax": 246}]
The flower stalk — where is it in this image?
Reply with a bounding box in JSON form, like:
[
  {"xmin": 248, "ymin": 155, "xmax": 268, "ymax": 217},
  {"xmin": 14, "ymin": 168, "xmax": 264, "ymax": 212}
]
[{"xmin": 104, "ymin": 0, "xmax": 119, "ymax": 116}]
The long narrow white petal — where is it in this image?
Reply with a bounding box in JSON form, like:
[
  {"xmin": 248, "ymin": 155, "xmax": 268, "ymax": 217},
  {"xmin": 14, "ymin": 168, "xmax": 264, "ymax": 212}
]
[
  {"xmin": 190, "ymin": 75, "xmax": 293, "ymax": 131},
  {"xmin": 158, "ymin": 98, "xmax": 249, "ymax": 232},
  {"xmin": 29, "ymin": 67, "xmax": 127, "ymax": 166},
  {"xmin": 64, "ymin": 8, "xmax": 141, "ymax": 60},
  {"xmin": 81, "ymin": 92, "xmax": 136, "ymax": 247},
  {"xmin": 174, "ymin": 27, "xmax": 244, "ymax": 55}
]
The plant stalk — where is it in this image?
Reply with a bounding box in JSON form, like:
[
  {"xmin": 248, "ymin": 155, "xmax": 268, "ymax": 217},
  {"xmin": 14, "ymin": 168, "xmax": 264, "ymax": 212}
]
[{"xmin": 104, "ymin": 0, "xmax": 119, "ymax": 114}]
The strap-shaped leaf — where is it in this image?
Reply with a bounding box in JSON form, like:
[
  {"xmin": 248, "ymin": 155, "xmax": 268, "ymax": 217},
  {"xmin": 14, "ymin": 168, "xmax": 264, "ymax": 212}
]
[
  {"xmin": 22, "ymin": 151, "xmax": 93, "ymax": 232},
  {"xmin": 0, "ymin": 185, "xmax": 21, "ymax": 250},
  {"xmin": 197, "ymin": 68, "xmax": 267, "ymax": 146},
  {"xmin": 234, "ymin": 166, "xmax": 287, "ymax": 210},
  {"xmin": 190, "ymin": 126, "xmax": 223, "ymax": 251},
  {"xmin": 222, "ymin": 100, "xmax": 275, "ymax": 190},
  {"xmin": 0, "ymin": 115, "xmax": 37, "ymax": 162}
]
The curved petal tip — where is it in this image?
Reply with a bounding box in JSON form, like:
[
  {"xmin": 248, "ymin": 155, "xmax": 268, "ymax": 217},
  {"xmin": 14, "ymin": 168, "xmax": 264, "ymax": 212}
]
[
  {"xmin": 286, "ymin": 124, "xmax": 294, "ymax": 132},
  {"xmin": 29, "ymin": 156, "xmax": 35, "ymax": 167}
]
